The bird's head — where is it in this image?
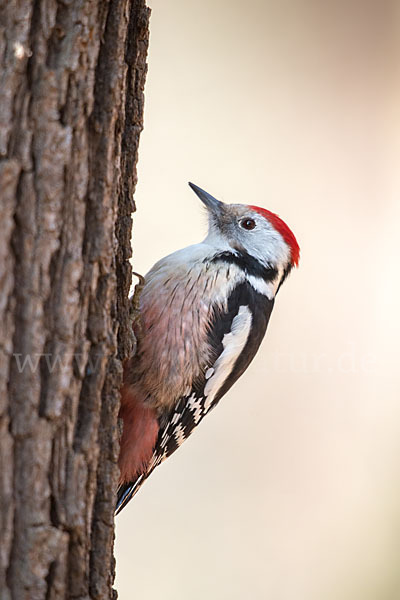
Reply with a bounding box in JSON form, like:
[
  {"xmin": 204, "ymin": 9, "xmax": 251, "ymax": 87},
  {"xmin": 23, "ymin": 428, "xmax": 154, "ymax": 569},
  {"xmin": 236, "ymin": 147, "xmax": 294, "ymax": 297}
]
[{"xmin": 189, "ymin": 182, "xmax": 300, "ymax": 273}]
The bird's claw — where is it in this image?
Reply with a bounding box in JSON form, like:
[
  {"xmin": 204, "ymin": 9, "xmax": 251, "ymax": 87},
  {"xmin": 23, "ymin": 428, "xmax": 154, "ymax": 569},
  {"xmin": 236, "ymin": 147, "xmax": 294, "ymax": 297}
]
[{"xmin": 130, "ymin": 272, "xmax": 145, "ymax": 342}]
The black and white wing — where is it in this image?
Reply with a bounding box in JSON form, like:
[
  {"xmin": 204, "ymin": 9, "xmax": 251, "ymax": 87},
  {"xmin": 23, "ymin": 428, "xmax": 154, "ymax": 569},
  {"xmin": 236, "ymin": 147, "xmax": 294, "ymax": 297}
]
[{"xmin": 116, "ymin": 280, "xmax": 274, "ymax": 514}]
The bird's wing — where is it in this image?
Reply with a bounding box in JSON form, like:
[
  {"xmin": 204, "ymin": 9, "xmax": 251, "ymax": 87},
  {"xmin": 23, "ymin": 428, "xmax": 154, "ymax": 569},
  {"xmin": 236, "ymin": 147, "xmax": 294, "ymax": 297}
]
[{"xmin": 115, "ymin": 281, "xmax": 274, "ymax": 514}]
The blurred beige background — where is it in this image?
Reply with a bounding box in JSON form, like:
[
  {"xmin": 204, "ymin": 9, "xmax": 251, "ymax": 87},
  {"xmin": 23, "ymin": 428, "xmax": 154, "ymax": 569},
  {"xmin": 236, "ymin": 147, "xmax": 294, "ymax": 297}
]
[{"xmin": 115, "ymin": 1, "xmax": 400, "ymax": 598}]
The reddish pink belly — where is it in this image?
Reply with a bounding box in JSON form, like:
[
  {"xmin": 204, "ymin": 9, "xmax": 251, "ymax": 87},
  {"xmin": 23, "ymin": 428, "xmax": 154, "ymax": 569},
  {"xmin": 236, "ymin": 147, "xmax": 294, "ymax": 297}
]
[{"xmin": 118, "ymin": 385, "xmax": 159, "ymax": 483}]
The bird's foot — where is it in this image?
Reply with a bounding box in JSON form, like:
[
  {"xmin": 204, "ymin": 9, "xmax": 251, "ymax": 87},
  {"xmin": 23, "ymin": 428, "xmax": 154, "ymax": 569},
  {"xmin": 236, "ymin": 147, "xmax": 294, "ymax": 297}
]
[{"xmin": 130, "ymin": 272, "xmax": 145, "ymax": 343}]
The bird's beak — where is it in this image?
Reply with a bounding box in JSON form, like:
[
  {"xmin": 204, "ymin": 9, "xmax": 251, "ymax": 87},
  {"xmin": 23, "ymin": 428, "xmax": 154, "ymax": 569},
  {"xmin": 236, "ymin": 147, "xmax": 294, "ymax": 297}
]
[{"xmin": 188, "ymin": 182, "xmax": 224, "ymax": 215}]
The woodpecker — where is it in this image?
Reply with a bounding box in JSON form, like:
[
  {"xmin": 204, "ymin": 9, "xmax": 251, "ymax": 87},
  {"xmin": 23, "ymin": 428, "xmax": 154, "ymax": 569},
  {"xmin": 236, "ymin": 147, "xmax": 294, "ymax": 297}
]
[{"xmin": 116, "ymin": 183, "xmax": 299, "ymax": 513}]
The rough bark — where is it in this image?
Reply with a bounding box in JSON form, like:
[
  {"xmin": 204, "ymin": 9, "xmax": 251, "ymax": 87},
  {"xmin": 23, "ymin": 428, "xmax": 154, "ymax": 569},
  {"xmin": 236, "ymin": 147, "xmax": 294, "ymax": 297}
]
[{"xmin": 0, "ymin": 1, "xmax": 150, "ymax": 598}]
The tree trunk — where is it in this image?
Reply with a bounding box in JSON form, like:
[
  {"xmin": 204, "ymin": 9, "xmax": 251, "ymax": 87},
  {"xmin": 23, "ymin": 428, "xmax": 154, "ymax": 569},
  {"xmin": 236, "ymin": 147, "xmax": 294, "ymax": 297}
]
[{"xmin": 0, "ymin": 1, "xmax": 150, "ymax": 598}]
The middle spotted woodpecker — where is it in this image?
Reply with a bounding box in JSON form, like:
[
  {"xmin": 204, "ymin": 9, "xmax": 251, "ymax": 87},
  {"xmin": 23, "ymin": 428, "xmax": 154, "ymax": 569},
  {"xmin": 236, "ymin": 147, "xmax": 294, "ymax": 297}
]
[{"xmin": 116, "ymin": 182, "xmax": 299, "ymax": 513}]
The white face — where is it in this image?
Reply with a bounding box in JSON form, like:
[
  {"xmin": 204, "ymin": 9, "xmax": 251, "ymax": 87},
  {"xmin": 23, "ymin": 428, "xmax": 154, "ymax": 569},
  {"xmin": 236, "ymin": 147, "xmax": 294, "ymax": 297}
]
[{"xmin": 205, "ymin": 203, "xmax": 291, "ymax": 269}]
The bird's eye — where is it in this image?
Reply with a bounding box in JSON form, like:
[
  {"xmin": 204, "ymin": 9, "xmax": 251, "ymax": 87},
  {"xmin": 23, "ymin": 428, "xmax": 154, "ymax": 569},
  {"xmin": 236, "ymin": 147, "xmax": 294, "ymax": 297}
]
[{"xmin": 240, "ymin": 218, "xmax": 256, "ymax": 231}]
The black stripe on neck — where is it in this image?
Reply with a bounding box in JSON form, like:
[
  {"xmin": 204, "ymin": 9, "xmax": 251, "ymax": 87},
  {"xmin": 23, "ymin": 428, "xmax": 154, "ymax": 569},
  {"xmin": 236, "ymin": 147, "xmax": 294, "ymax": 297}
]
[
  {"xmin": 209, "ymin": 251, "xmax": 278, "ymax": 282},
  {"xmin": 276, "ymin": 263, "xmax": 292, "ymax": 294}
]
